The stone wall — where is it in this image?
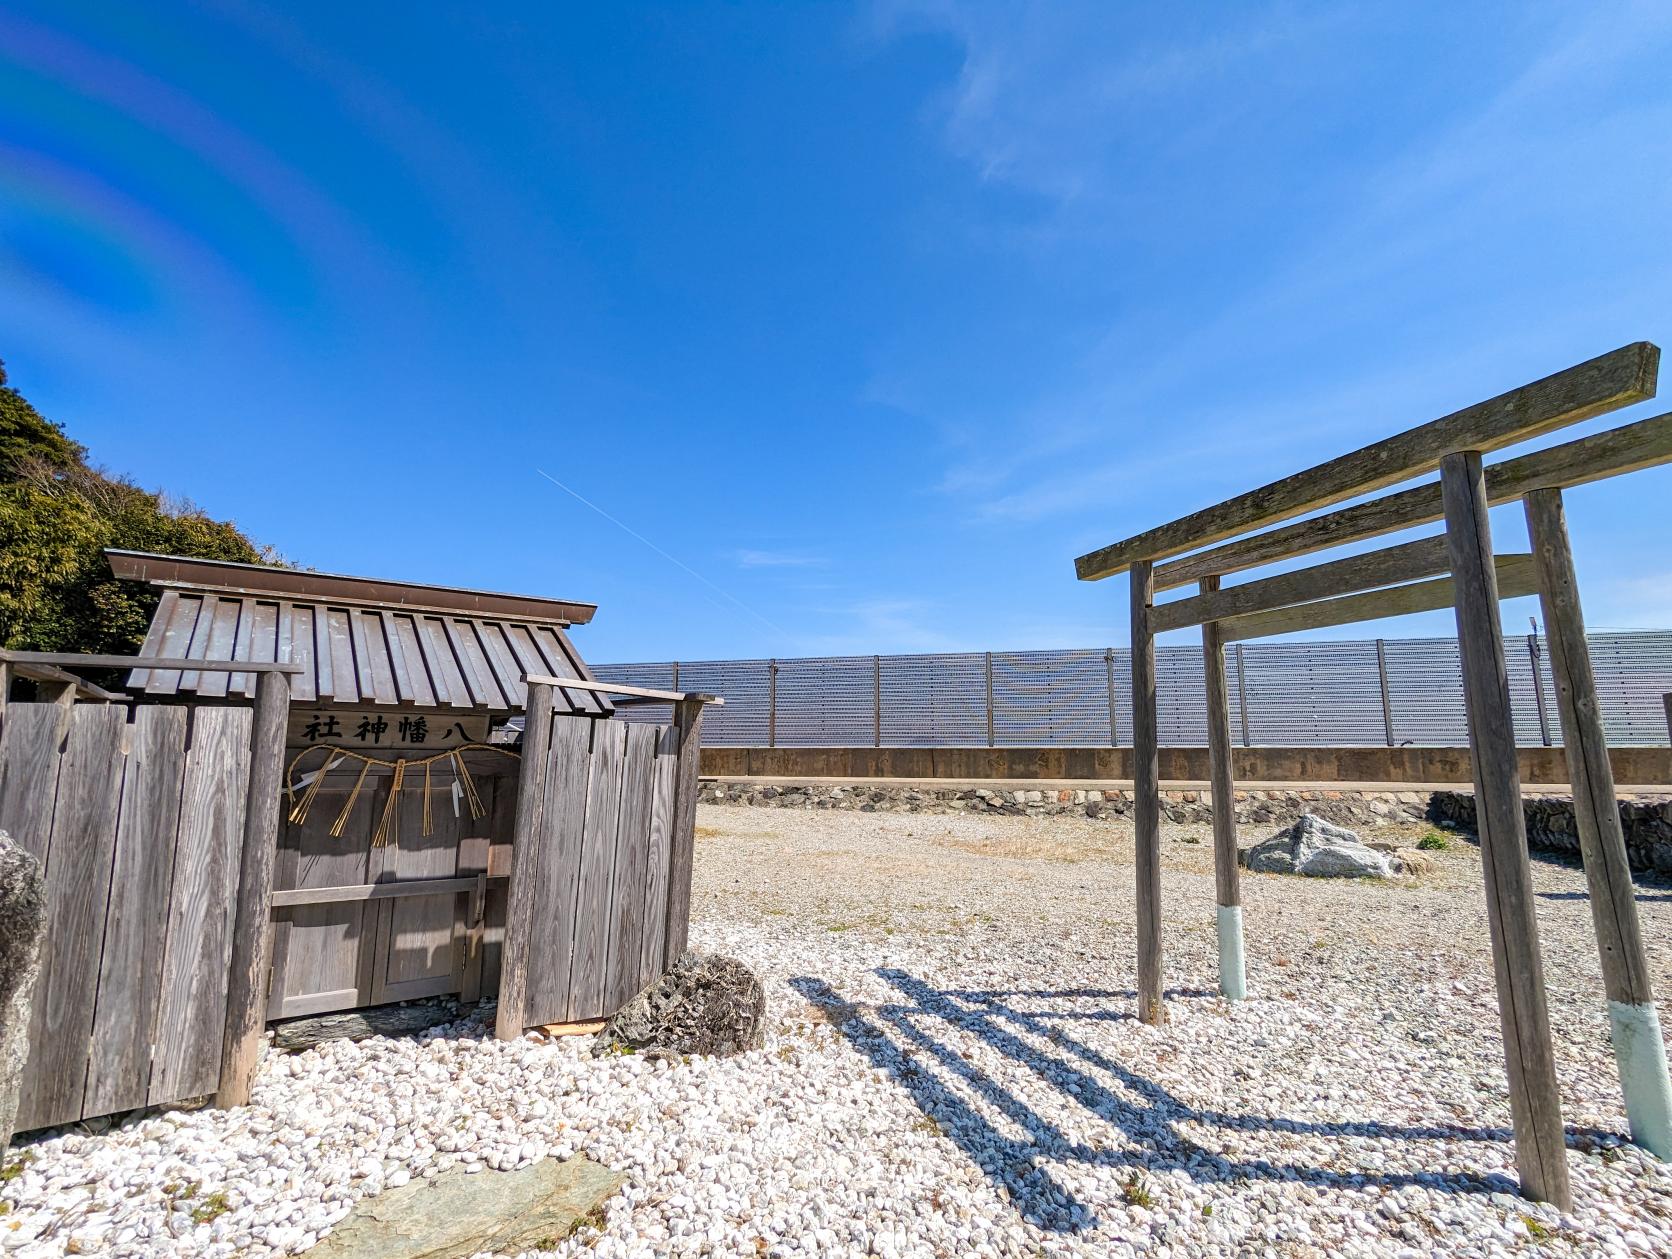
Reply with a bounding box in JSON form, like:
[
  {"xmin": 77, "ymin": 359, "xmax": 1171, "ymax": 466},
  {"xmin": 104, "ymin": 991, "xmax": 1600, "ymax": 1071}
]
[
  {"xmin": 699, "ymin": 780, "xmax": 1432, "ymax": 831},
  {"xmin": 699, "ymin": 779, "xmax": 1672, "ymax": 874},
  {"xmin": 1429, "ymin": 790, "xmax": 1672, "ymax": 874}
]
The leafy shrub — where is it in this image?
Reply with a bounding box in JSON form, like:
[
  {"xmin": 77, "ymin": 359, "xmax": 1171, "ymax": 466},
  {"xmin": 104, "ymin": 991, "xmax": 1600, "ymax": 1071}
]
[{"xmin": 0, "ymin": 357, "xmax": 278, "ymax": 660}]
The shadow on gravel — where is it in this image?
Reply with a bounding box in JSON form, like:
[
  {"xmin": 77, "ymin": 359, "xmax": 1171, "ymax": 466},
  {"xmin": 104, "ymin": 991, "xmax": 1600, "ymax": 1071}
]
[
  {"xmin": 1538, "ymin": 888, "xmax": 1672, "ymax": 902},
  {"xmin": 790, "ymin": 969, "xmax": 1551, "ymax": 1234}
]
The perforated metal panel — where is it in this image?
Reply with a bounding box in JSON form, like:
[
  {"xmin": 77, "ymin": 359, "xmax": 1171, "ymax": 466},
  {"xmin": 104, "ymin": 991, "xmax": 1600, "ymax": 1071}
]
[
  {"xmin": 774, "ymin": 656, "xmax": 877, "ymax": 747},
  {"xmin": 1587, "ymin": 631, "xmax": 1672, "ymax": 744},
  {"xmin": 991, "ymin": 649, "xmax": 1114, "ymax": 746},
  {"xmin": 880, "ymin": 653, "xmax": 987, "ymax": 747},
  {"xmin": 596, "ymin": 630, "xmax": 1672, "ymax": 748},
  {"xmin": 1242, "ymin": 640, "xmax": 1385, "ymax": 747}
]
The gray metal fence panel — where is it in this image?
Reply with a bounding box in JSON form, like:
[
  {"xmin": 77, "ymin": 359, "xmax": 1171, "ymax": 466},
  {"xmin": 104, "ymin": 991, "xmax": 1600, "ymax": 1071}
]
[
  {"xmin": 1240, "ymin": 639, "xmax": 1387, "ymax": 747},
  {"xmin": 667, "ymin": 659, "xmax": 770, "ymax": 746},
  {"xmin": 774, "ymin": 655, "xmax": 877, "ymax": 747},
  {"xmin": 594, "ymin": 629, "xmax": 1672, "ymax": 748},
  {"xmin": 991, "ymin": 649, "xmax": 1113, "ymax": 746},
  {"xmin": 880, "ymin": 652, "xmax": 987, "ymax": 747},
  {"xmin": 1379, "ymin": 638, "xmax": 1467, "ymax": 746},
  {"xmin": 1588, "ymin": 631, "xmax": 1672, "ymax": 744}
]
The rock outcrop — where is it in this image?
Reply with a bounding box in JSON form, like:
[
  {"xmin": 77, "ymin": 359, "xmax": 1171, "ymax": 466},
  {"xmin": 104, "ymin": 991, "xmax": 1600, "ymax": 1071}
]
[
  {"xmin": 0, "ymin": 830, "xmax": 46, "ymax": 1152},
  {"xmin": 1240, "ymin": 814, "xmax": 1395, "ymax": 879},
  {"xmin": 595, "ymin": 952, "xmax": 766, "ymax": 1059}
]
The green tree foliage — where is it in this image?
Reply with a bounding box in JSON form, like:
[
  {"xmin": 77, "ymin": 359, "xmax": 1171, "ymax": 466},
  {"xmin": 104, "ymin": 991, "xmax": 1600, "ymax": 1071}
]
[{"xmin": 0, "ymin": 357, "xmax": 276, "ymax": 656}]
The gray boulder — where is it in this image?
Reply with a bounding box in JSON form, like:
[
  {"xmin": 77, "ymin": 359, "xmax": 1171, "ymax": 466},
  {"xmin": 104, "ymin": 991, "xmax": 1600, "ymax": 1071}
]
[
  {"xmin": 594, "ymin": 952, "xmax": 766, "ymax": 1059},
  {"xmin": 0, "ymin": 831, "xmax": 46, "ymax": 1151},
  {"xmin": 1240, "ymin": 814, "xmax": 1394, "ymax": 879}
]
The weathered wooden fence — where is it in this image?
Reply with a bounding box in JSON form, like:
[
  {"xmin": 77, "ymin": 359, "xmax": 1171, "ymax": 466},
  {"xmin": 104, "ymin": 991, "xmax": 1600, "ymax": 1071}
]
[
  {"xmin": 0, "ymin": 702, "xmax": 253, "ymax": 1130},
  {"xmin": 0, "ymin": 653, "xmax": 714, "ymax": 1130},
  {"xmin": 494, "ymin": 682, "xmax": 704, "ymax": 1035}
]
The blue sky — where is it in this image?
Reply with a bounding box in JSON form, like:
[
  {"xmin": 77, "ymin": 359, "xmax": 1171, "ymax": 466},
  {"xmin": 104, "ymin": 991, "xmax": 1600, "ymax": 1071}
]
[{"xmin": 3, "ymin": 2, "xmax": 1670, "ymax": 664}]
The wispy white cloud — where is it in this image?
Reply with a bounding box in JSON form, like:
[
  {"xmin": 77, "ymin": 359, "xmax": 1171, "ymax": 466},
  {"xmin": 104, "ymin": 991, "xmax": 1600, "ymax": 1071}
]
[
  {"xmin": 876, "ymin": 1, "xmax": 1672, "ymax": 541},
  {"xmin": 794, "ymin": 597, "xmax": 976, "ymax": 655},
  {"xmin": 734, "ymin": 549, "xmax": 825, "ymax": 569}
]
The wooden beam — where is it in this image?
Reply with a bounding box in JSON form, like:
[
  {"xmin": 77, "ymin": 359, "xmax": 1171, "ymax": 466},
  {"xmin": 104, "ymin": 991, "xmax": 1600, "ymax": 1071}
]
[
  {"xmin": 1526, "ymin": 488, "xmax": 1671, "ymax": 1158},
  {"xmin": 8, "ymin": 662, "xmax": 125, "ymax": 702},
  {"xmin": 40, "ymin": 680, "xmax": 77, "ymax": 709},
  {"xmin": 1200, "ymin": 578, "xmax": 1245, "ymax": 1000},
  {"xmin": 1156, "ymin": 408, "xmax": 1672, "ymax": 591},
  {"xmin": 1150, "ymin": 536, "xmax": 1451, "ymax": 633},
  {"xmin": 520, "ymin": 675, "xmax": 724, "ymax": 706},
  {"xmin": 1218, "ymin": 554, "xmax": 1537, "ymax": 642},
  {"xmin": 1075, "ymin": 342, "xmax": 1658, "ymax": 581},
  {"xmin": 269, "ymin": 874, "xmax": 505, "ymax": 908},
  {"xmin": 496, "ymin": 681, "xmax": 555, "ymax": 1040},
  {"xmin": 1442, "ymin": 450, "xmax": 1571, "ymax": 1209},
  {"xmin": 216, "ymin": 668, "xmax": 291, "ymax": 1108},
  {"xmin": 1130, "ymin": 561, "xmax": 1164, "ymax": 1025},
  {"xmin": 0, "ymin": 650, "xmax": 302, "ymax": 674}
]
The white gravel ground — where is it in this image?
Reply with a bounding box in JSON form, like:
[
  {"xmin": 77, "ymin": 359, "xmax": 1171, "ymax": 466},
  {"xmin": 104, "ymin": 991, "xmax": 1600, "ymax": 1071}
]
[{"xmin": 3, "ymin": 803, "xmax": 1671, "ymax": 1257}]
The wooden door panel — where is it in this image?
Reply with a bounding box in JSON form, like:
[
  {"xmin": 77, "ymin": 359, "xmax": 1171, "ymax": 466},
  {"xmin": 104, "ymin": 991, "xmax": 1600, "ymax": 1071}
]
[
  {"xmin": 367, "ymin": 779, "xmax": 467, "ymax": 1005},
  {"xmin": 271, "ymin": 769, "xmax": 378, "ymax": 1018}
]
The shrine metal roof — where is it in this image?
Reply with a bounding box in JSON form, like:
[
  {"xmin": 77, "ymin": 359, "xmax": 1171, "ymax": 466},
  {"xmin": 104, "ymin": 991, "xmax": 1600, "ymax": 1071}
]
[{"xmin": 113, "ymin": 551, "xmax": 609, "ymax": 715}]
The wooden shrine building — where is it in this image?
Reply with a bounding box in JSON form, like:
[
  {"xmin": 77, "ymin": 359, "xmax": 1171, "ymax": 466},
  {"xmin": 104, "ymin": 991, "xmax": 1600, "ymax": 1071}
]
[{"xmin": 0, "ymin": 551, "xmax": 717, "ymax": 1132}]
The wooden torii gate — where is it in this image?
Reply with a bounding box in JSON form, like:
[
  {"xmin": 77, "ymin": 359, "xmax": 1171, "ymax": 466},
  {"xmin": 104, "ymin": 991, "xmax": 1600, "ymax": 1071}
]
[{"xmin": 1074, "ymin": 341, "xmax": 1672, "ymax": 1208}]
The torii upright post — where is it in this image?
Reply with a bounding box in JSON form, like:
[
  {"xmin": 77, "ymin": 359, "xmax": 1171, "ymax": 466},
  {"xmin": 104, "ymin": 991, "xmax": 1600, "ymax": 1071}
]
[
  {"xmin": 1200, "ymin": 576, "xmax": 1246, "ymax": 999},
  {"xmin": 1130, "ymin": 559, "xmax": 1165, "ymax": 1025},
  {"xmin": 1441, "ymin": 450, "xmax": 1572, "ymax": 1210},
  {"xmin": 1525, "ymin": 487, "xmax": 1672, "ymax": 1158}
]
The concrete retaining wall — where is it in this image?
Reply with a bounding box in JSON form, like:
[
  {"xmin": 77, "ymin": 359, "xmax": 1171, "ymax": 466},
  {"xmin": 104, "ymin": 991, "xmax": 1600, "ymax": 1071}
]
[{"xmin": 699, "ymin": 745, "xmax": 1672, "ymax": 786}]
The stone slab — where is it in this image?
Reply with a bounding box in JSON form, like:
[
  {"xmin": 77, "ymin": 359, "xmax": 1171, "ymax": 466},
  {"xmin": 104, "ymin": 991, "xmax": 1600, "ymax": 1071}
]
[{"xmin": 310, "ymin": 1157, "xmax": 625, "ymax": 1259}]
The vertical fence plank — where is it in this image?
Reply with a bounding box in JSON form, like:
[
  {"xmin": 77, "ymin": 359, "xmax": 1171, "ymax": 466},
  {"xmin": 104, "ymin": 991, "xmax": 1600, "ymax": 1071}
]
[
  {"xmin": 567, "ymin": 720, "xmax": 628, "ymax": 1020},
  {"xmin": 640, "ymin": 724, "xmax": 679, "ymax": 987},
  {"xmin": 217, "ymin": 670, "xmax": 291, "ymax": 1108},
  {"xmin": 662, "ymin": 698, "xmax": 706, "ymax": 964},
  {"xmin": 0, "ymin": 705, "xmax": 66, "ymax": 865},
  {"xmin": 495, "ymin": 682, "xmax": 554, "ymax": 1039},
  {"xmin": 16, "ymin": 706, "xmax": 125, "ymax": 1130},
  {"xmin": 1441, "ymin": 450, "xmax": 1570, "ymax": 1209},
  {"xmin": 150, "ymin": 707, "xmax": 252, "ymax": 1104},
  {"xmin": 605, "ymin": 724, "xmax": 656, "ymax": 1011},
  {"xmin": 524, "ymin": 716, "xmax": 594, "ymax": 1025},
  {"xmin": 84, "ymin": 706, "xmax": 188, "ymax": 1118}
]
